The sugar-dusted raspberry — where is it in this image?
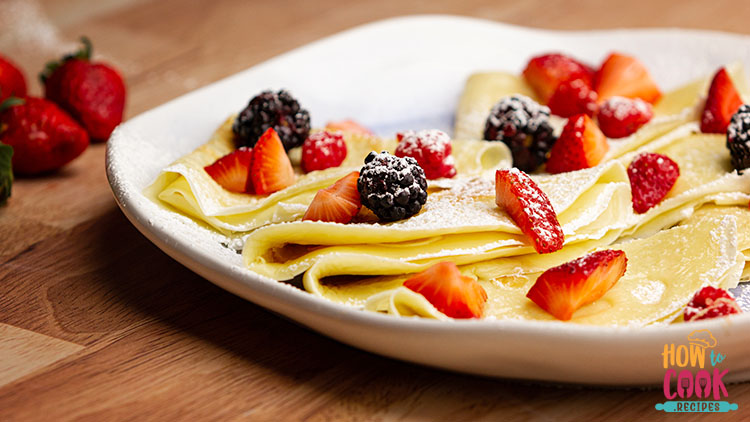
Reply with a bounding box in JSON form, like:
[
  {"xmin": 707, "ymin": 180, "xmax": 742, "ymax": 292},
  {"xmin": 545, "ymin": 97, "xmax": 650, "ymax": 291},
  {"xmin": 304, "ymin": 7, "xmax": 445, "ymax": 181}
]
[
  {"xmin": 627, "ymin": 152, "xmax": 679, "ymax": 214},
  {"xmin": 684, "ymin": 286, "xmax": 741, "ymax": 322},
  {"xmin": 395, "ymin": 129, "xmax": 456, "ymax": 179},
  {"xmin": 597, "ymin": 96, "xmax": 653, "ymax": 139},
  {"xmin": 357, "ymin": 151, "xmax": 428, "ymax": 221},
  {"xmin": 727, "ymin": 104, "xmax": 750, "ymax": 171},
  {"xmin": 301, "ymin": 131, "xmax": 347, "ymax": 173}
]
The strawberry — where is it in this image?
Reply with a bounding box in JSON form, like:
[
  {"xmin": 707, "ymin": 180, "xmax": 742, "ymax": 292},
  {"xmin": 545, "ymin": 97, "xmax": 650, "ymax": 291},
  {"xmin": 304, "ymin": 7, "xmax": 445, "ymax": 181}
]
[
  {"xmin": 597, "ymin": 96, "xmax": 653, "ymax": 138},
  {"xmin": 700, "ymin": 67, "xmax": 744, "ymax": 134},
  {"xmin": 627, "ymin": 152, "xmax": 679, "ymax": 214},
  {"xmin": 546, "ymin": 114, "xmax": 608, "ymax": 174},
  {"xmin": 0, "ymin": 97, "xmax": 89, "ymax": 175},
  {"xmin": 522, "ymin": 53, "xmax": 594, "ymax": 103},
  {"xmin": 547, "ymin": 78, "xmax": 598, "ymax": 118},
  {"xmin": 249, "ymin": 127, "xmax": 295, "ymax": 194},
  {"xmin": 204, "ymin": 147, "xmax": 254, "ymax": 193},
  {"xmin": 0, "ymin": 55, "xmax": 27, "ymax": 102},
  {"xmin": 526, "ymin": 249, "xmax": 627, "ymax": 321},
  {"xmin": 684, "ymin": 286, "xmax": 741, "ymax": 322},
  {"xmin": 403, "ymin": 261, "xmax": 487, "ymax": 319},
  {"xmin": 395, "ymin": 129, "xmax": 456, "ymax": 179},
  {"xmin": 325, "ymin": 119, "xmax": 373, "ymax": 136},
  {"xmin": 495, "ymin": 168, "xmax": 564, "ymax": 254},
  {"xmin": 41, "ymin": 37, "xmax": 126, "ymax": 141},
  {"xmin": 594, "ymin": 53, "xmax": 661, "ymax": 104},
  {"xmin": 301, "ymin": 131, "xmax": 347, "ymax": 173},
  {"xmin": 303, "ymin": 171, "xmax": 361, "ymax": 223}
]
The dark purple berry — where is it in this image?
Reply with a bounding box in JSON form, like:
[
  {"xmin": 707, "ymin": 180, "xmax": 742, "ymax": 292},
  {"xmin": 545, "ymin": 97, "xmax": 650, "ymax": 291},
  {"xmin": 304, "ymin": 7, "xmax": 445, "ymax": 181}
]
[
  {"xmin": 357, "ymin": 151, "xmax": 428, "ymax": 222},
  {"xmin": 233, "ymin": 90, "xmax": 310, "ymax": 151}
]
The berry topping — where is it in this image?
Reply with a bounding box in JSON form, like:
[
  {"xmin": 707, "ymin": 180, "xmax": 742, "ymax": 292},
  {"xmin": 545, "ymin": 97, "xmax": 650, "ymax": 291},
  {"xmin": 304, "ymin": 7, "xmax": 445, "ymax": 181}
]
[
  {"xmin": 325, "ymin": 119, "xmax": 373, "ymax": 136},
  {"xmin": 357, "ymin": 151, "xmax": 428, "ymax": 222},
  {"xmin": 627, "ymin": 152, "xmax": 679, "ymax": 214},
  {"xmin": 303, "ymin": 171, "xmax": 361, "ymax": 223},
  {"xmin": 522, "ymin": 53, "xmax": 594, "ymax": 103},
  {"xmin": 594, "ymin": 53, "xmax": 661, "ymax": 104},
  {"xmin": 233, "ymin": 90, "xmax": 310, "ymax": 151},
  {"xmin": 301, "ymin": 131, "xmax": 347, "ymax": 173},
  {"xmin": 684, "ymin": 286, "xmax": 741, "ymax": 322},
  {"xmin": 483, "ymin": 95, "xmax": 557, "ymax": 173},
  {"xmin": 403, "ymin": 261, "xmax": 487, "ymax": 319},
  {"xmin": 395, "ymin": 129, "xmax": 456, "ymax": 179},
  {"xmin": 546, "ymin": 114, "xmax": 608, "ymax": 174},
  {"xmin": 727, "ymin": 104, "xmax": 750, "ymax": 171},
  {"xmin": 547, "ymin": 78, "xmax": 598, "ymax": 118},
  {"xmin": 597, "ymin": 96, "xmax": 654, "ymax": 138},
  {"xmin": 701, "ymin": 67, "xmax": 744, "ymax": 134},
  {"xmin": 0, "ymin": 54, "xmax": 27, "ymax": 103},
  {"xmin": 526, "ymin": 249, "xmax": 627, "ymax": 321},
  {"xmin": 249, "ymin": 128, "xmax": 296, "ymax": 195},
  {"xmin": 204, "ymin": 147, "xmax": 254, "ymax": 193},
  {"xmin": 495, "ymin": 168, "xmax": 564, "ymax": 254}
]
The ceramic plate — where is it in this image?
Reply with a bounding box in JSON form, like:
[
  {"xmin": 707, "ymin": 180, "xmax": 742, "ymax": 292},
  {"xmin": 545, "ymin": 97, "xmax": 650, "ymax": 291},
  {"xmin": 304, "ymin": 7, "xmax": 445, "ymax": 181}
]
[{"xmin": 106, "ymin": 15, "xmax": 750, "ymax": 386}]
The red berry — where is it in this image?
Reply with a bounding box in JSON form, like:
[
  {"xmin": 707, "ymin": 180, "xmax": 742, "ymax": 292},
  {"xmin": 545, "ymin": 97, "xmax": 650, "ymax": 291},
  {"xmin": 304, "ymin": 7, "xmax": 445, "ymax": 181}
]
[
  {"xmin": 547, "ymin": 78, "xmax": 598, "ymax": 118},
  {"xmin": 597, "ymin": 96, "xmax": 654, "ymax": 138},
  {"xmin": 684, "ymin": 286, "xmax": 741, "ymax": 322},
  {"xmin": 495, "ymin": 168, "xmax": 564, "ymax": 254},
  {"xmin": 303, "ymin": 171, "xmax": 361, "ymax": 223},
  {"xmin": 522, "ymin": 53, "xmax": 594, "ymax": 103},
  {"xmin": 700, "ymin": 67, "xmax": 743, "ymax": 134},
  {"xmin": 404, "ymin": 261, "xmax": 488, "ymax": 319},
  {"xmin": 627, "ymin": 152, "xmax": 679, "ymax": 214},
  {"xmin": 395, "ymin": 129, "xmax": 456, "ymax": 179},
  {"xmin": 0, "ymin": 97, "xmax": 89, "ymax": 175},
  {"xmin": 594, "ymin": 53, "xmax": 661, "ymax": 104},
  {"xmin": 546, "ymin": 114, "xmax": 608, "ymax": 174},
  {"xmin": 0, "ymin": 55, "xmax": 27, "ymax": 102},
  {"xmin": 325, "ymin": 119, "xmax": 373, "ymax": 136},
  {"xmin": 301, "ymin": 131, "xmax": 347, "ymax": 173},
  {"xmin": 250, "ymin": 128, "xmax": 296, "ymax": 195},
  {"xmin": 204, "ymin": 147, "xmax": 254, "ymax": 193}
]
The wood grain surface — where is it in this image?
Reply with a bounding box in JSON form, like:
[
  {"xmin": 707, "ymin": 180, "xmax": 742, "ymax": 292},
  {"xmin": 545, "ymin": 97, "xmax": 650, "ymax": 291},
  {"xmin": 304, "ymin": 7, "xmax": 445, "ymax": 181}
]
[{"xmin": 1, "ymin": 0, "xmax": 750, "ymax": 420}]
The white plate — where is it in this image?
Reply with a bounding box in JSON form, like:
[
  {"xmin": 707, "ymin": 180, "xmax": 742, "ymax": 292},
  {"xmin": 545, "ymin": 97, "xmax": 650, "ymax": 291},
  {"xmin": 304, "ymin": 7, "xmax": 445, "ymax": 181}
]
[{"xmin": 106, "ymin": 15, "xmax": 750, "ymax": 386}]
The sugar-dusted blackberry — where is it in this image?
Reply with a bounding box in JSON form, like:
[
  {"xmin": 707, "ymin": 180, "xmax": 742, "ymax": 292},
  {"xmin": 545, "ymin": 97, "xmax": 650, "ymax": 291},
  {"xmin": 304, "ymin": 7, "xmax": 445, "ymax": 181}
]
[
  {"xmin": 233, "ymin": 90, "xmax": 310, "ymax": 151},
  {"xmin": 483, "ymin": 95, "xmax": 557, "ymax": 173},
  {"xmin": 357, "ymin": 151, "xmax": 428, "ymax": 222},
  {"xmin": 727, "ymin": 104, "xmax": 750, "ymax": 171}
]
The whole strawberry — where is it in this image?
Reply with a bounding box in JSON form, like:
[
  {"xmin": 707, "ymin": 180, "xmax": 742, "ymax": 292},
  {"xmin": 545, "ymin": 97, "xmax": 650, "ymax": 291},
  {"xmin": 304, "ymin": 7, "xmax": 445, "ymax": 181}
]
[
  {"xmin": 41, "ymin": 37, "xmax": 126, "ymax": 141},
  {"xmin": 0, "ymin": 97, "xmax": 89, "ymax": 175},
  {"xmin": 0, "ymin": 54, "xmax": 27, "ymax": 102}
]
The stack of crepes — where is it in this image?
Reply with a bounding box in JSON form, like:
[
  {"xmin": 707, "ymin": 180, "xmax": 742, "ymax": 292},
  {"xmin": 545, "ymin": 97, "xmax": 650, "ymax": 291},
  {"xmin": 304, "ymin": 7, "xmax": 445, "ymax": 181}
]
[{"xmin": 146, "ymin": 65, "xmax": 750, "ymax": 327}]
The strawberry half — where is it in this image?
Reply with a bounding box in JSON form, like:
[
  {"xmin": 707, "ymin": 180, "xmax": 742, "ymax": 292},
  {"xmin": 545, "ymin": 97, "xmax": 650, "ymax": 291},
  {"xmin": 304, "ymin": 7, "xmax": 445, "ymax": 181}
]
[
  {"xmin": 547, "ymin": 78, "xmax": 598, "ymax": 118},
  {"xmin": 546, "ymin": 114, "xmax": 608, "ymax": 174},
  {"xmin": 594, "ymin": 53, "xmax": 661, "ymax": 104},
  {"xmin": 700, "ymin": 67, "xmax": 744, "ymax": 134},
  {"xmin": 325, "ymin": 119, "xmax": 373, "ymax": 136},
  {"xmin": 495, "ymin": 168, "xmax": 564, "ymax": 254},
  {"xmin": 627, "ymin": 152, "xmax": 679, "ymax": 214},
  {"xmin": 597, "ymin": 96, "xmax": 653, "ymax": 138},
  {"xmin": 303, "ymin": 171, "xmax": 361, "ymax": 223},
  {"xmin": 204, "ymin": 147, "xmax": 254, "ymax": 193},
  {"xmin": 403, "ymin": 261, "xmax": 487, "ymax": 319},
  {"xmin": 522, "ymin": 53, "xmax": 594, "ymax": 103},
  {"xmin": 526, "ymin": 249, "xmax": 627, "ymax": 321},
  {"xmin": 250, "ymin": 127, "xmax": 296, "ymax": 195}
]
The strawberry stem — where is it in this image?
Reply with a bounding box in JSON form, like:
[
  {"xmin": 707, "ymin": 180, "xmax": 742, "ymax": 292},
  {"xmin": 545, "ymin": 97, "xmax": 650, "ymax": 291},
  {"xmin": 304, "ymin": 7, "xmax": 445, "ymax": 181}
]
[
  {"xmin": 39, "ymin": 36, "xmax": 93, "ymax": 83},
  {"xmin": 0, "ymin": 97, "xmax": 25, "ymax": 113}
]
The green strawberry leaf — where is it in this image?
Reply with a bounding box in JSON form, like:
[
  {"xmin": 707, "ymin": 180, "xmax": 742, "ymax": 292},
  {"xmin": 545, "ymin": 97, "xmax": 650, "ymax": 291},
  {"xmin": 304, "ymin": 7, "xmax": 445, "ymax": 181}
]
[
  {"xmin": 0, "ymin": 143, "xmax": 13, "ymax": 206},
  {"xmin": 39, "ymin": 36, "xmax": 93, "ymax": 83}
]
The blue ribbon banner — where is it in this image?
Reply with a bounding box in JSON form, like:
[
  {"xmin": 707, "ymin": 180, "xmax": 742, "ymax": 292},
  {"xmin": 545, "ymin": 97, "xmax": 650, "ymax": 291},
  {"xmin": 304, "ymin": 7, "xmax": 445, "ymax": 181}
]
[{"xmin": 655, "ymin": 401, "xmax": 738, "ymax": 413}]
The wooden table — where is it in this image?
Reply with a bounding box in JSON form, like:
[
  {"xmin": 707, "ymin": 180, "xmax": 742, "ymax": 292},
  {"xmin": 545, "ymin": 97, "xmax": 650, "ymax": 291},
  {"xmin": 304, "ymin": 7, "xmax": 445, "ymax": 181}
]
[{"xmin": 1, "ymin": 0, "xmax": 749, "ymax": 420}]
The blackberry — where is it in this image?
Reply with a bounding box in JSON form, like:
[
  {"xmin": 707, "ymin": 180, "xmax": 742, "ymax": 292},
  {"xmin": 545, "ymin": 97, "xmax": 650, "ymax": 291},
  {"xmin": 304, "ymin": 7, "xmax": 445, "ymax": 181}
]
[
  {"xmin": 233, "ymin": 90, "xmax": 311, "ymax": 151},
  {"xmin": 483, "ymin": 95, "xmax": 557, "ymax": 173},
  {"xmin": 358, "ymin": 151, "xmax": 428, "ymax": 222},
  {"xmin": 727, "ymin": 104, "xmax": 750, "ymax": 171}
]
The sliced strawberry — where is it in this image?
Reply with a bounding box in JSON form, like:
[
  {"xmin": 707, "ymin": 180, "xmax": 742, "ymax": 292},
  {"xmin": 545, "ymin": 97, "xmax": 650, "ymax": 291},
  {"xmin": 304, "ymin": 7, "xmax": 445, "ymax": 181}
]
[
  {"xmin": 546, "ymin": 114, "xmax": 608, "ymax": 174},
  {"xmin": 495, "ymin": 168, "xmax": 564, "ymax": 254},
  {"xmin": 303, "ymin": 171, "xmax": 361, "ymax": 223},
  {"xmin": 684, "ymin": 286, "xmax": 741, "ymax": 322},
  {"xmin": 547, "ymin": 78, "xmax": 598, "ymax": 118},
  {"xmin": 403, "ymin": 261, "xmax": 487, "ymax": 319},
  {"xmin": 700, "ymin": 67, "xmax": 744, "ymax": 134},
  {"xmin": 250, "ymin": 127, "xmax": 296, "ymax": 195},
  {"xmin": 325, "ymin": 119, "xmax": 374, "ymax": 136},
  {"xmin": 597, "ymin": 96, "xmax": 653, "ymax": 138},
  {"xmin": 526, "ymin": 249, "xmax": 627, "ymax": 321},
  {"xmin": 522, "ymin": 53, "xmax": 594, "ymax": 103},
  {"xmin": 204, "ymin": 147, "xmax": 254, "ymax": 193},
  {"xmin": 594, "ymin": 53, "xmax": 661, "ymax": 104},
  {"xmin": 628, "ymin": 152, "xmax": 679, "ymax": 214}
]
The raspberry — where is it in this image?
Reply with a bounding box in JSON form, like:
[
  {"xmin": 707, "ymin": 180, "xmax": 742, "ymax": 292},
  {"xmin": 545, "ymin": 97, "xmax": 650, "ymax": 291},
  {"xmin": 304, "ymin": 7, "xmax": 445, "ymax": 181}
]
[
  {"xmin": 684, "ymin": 286, "xmax": 741, "ymax": 322},
  {"xmin": 357, "ymin": 151, "xmax": 428, "ymax": 222},
  {"xmin": 627, "ymin": 152, "xmax": 679, "ymax": 214},
  {"xmin": 547, "ymin": 78, "xmax": 598, "ymax": 118},
  {"xmin": 395, "ymin": 129, "xmax": 456, "ymax": 179},
  {"xmin": 301, "ymin": 131, "xmax": 347, "ymax": 173},
  {"xmin": 233, "ymin": 90, "xmax": 311, "ymax": 151},
  {"xmin": 483, "ymin": 95, "xmax": 556, "ymax": 173},
  {"xmin": 597, "ymin": 96, "xmax": 653, "ymax": 139},
  {"xmin": 727, "ymin": 104, "xmax": 750, "ymax": 171}
]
